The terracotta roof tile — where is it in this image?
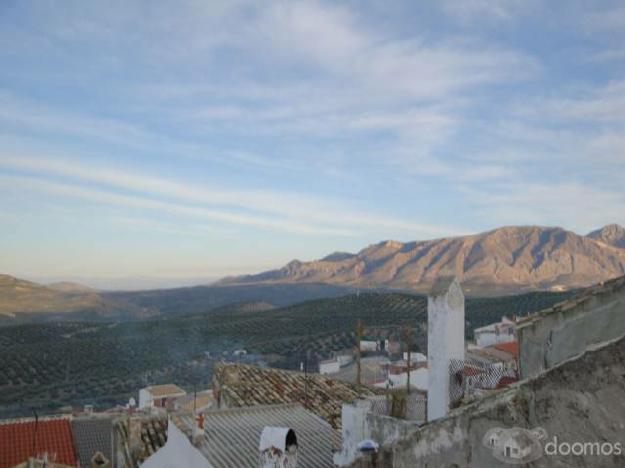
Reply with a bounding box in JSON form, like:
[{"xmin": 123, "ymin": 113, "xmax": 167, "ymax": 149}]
[
  {"xmin": 493, "ymin": 341, "xmax": 519, "ymax": 360},
  {"xmin": 213, "ymin": 363, "xmax": 383, "ymax": 430},
  {"xmin": 0, "ymin": 418, "xmax": 77, "ymax": 468},
  {"xmin": 145, "ymin": 384, "xmax": 186, "ymax": 398}
]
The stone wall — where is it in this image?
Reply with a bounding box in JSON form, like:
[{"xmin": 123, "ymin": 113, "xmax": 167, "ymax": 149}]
[
  {"xmin": 518, "ymin": 275, "xmax": 625, "ymax": 379},
  {"xmin": 347, "ymin": 330, "xmax": 625, "ymax": 467}
]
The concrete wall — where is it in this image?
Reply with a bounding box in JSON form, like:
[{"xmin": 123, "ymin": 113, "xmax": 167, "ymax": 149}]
[
  {"xmin": 518, "ymin": 276, "xmax": 625, "ymax": 379},
  {"xmin": 334, "ymin": 401, "xmax": 420, "ymax": 466},
  {"xmin": 347, "ymin": 330, "xmax": 625, "ymax": 468}
]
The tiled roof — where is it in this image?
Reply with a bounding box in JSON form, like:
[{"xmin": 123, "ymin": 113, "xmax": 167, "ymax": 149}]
[
  {"xmin": 71, "ymin": 418, "xmax": 112, "ymax": 467},
  {"xmin": 113, "ymin": 415, "xmax": 168, "ymax": 467},
  {"xmin": 174, "ymin": 403, "xmax": 338, "ymax": 468},
  {"xmin": 145, "ymin": 384, "xmax": 186, "ymax": 398},
  {"xmin": 493, "ymin": 341, "xmax": 519, "ymax": 360},
  {"xmin": 468, "ymin": 346, "xmax": 515, "ymax": 363},
  {"xmin": 175, "ymin": 390, "xmax": 214, "ymax": 413},
  {"xmin": 0, "ymin": 418, "xmax": 78, "ymax": 468},
  {"xmin": 213, "ymin": 363, "xmax": 382, "ymax": 429}
]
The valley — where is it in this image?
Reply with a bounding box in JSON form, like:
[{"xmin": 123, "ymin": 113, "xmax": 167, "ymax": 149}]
[{"xmin": 0, "ymin": 288, "xmax": 573, "ymax": 418}]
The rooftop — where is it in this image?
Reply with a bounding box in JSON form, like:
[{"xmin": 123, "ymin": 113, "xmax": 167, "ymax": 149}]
[
  {"xmin": 176, "ymin": 391, "xmax": 214, "ymax": 413},
  {"xmin": 71, "ymin": 418, "xmax": 112, "ymax": 467},
  {"xmin": 0, "ymin": 418, "xmax": 78, "ymax": 468},
  {"xmin": 213, "ymin": 363, "xmax": 382, "ymax": 429},
  {"xmin": 144, "ymin": 384, "xmax": 186, "ymax": 398},
  {"xmin": 493, "ymin": 341, "xmax": 519, "ymax": 360},
  {"xmin": 113, "ymin": 415, "xmax": 168, "ymax": 467},
  {"xmin": 174, "ymin": 403, "xmax": 338, "ymax": 468}
]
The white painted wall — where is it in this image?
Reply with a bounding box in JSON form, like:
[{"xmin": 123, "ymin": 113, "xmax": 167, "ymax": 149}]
[
  {"xmin": 333, "ymin": 404, "xmax": 367, "ymax": 466},
  {"xmin": 141, "ymin": 419, "xmax": 213, "ymax": 468},
  {"xmin": 319, "ymin": 360, "xmax": 340, "ymax": 375},
  {"xmin": 360, "ymin": 341, "xmax": 378, "ymax": 352},
  {"xmin": 403, "ymin": 352, "xmax": 427, "ymax": 363},
  {"xmin": 337, "ymin": 355, "xmax": 354, "ymax": 367},
  {"xmin": 375, "ymin": 368, "xmax": 428, "ymax": 391},
  {"xmin": 139, "ymin": 388, "xmax": 153, "ymax": 409},
  {"xmin": 475, "ymin": 331, "xmax": 515, "ymax": 348},
  {"xmin": 427, "ymin": 278, "xmax": 465, "ymax": 422}
]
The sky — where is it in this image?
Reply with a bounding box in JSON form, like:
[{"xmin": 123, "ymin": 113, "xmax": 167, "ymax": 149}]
[{"xmin": 0, "ymin": 0, "xmax": 624, "ymax": 287}]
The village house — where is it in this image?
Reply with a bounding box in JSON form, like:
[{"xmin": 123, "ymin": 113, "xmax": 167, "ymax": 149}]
[
  {"xmin": 473, "ymin": 316, "xmax": 516, "ymax": 348},
  {"xmin": 138, "ymin": 384, "xmax": 187, "ymax": 411}
]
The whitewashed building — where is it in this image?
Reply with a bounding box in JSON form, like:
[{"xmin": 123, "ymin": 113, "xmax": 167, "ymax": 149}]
[
  {"xmin": 318, "ymin": 358, "xmax": 340, "ymax": 375},
  {"xmin": 474, "ymin": 316, "xmax": 516, "ymax": 348},
  {"xmin": 139, "ymin": 384, "xmax": 187, "ymax": 410}
]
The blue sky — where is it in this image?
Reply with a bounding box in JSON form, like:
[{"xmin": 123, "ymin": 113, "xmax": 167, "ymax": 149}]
[{"xmin": 0, "ymin": 0, "xmax": 624, "ymax": 287}]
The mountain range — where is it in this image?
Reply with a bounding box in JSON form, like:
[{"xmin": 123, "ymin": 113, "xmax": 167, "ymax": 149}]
[
  {"xmin": 221, "ymin": 225, "xmax": 625, "ymax": 295},
  {"xmin": 2, "ymin": 224, "xmax": 624, "ymax": 322}
]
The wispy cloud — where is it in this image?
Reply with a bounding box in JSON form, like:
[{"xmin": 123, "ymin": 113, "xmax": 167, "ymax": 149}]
[
  {"xmin": 0, "ymin": 155, "xmax": 459, "ymax": 238},
  {"xmin": 0, "ymin": 0, "xmax": 623, "ymax": 278}
]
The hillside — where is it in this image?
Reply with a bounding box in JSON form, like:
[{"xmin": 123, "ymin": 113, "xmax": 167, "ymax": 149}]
[
  {"xmin": 221, "ymin": 225, "xmax": 625, "ymax": 294},
  {"xmin": 0, "ymin": 274, "xmax": 123, "ymax": 318},
  {"xmin": 0, "ymin": 275, "xmax": 354, "ymax": 324},
  {"xmin": 0, "ymin": 288, "xmax": 573, "ymax": 417}
]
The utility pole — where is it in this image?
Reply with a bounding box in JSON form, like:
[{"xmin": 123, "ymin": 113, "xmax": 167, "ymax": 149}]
[
  {"xmin": 403, "ymin": 327, "xmax": 412, "ymax": 394},
  {"xmin": 303, "ymin": 351, "xmax": 309, "ymax": 409},
  {"xmin": 356, "ymin": 320, "xmax": 363, "ymax": 385}
]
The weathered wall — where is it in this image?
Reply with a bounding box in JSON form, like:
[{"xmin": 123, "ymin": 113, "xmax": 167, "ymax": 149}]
[
  {"xmin": 334, "ymin": 400, "xmax": 419, "ymax": 466},
  {"xmin": 427, "ymin": 278, "xmax": 465, "ymax": 421},
  {"xmin": 348, "ymin": 330, "xmax": 625, "ymax": 468},
  {"xmin": 518, "ymin": 276, "xmax": 625, "ymax": 379}
]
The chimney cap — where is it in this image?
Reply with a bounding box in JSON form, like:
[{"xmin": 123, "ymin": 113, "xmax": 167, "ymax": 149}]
[{"xmin": 429, "ymin": 276, "xmax": 459, "ymax": 297}]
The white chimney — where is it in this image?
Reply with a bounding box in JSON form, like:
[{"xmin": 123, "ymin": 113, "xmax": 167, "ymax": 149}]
[
  {"xmin": 259, "ymin": 427, "xmax": 298, "ymax": 468},
  {"xmin": 427, "ymin": 276, "xmax": 465, "ymax": 422}
]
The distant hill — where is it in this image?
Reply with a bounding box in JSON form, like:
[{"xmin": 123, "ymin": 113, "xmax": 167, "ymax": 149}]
[
  {"xmin": 587, "ymin": 224, "xmax": 625, "ymax": 249},
  {"xmin": 0, "ymin": 275, "xmax": 354, "ymax": 324},
  {"xmin": 47, "ymin": 281, "xmax": 95, "ymax": 293},
  {"xmin": 220, "ymin": 225, "xmax": 625, "ymax": 295},
  {"xmin": 0, "ymin": 274, "xmax": 152, "ymax": 322},
  {"xmin": 104, "ymin": 282, "xmax": 355, "ymax": 317}
]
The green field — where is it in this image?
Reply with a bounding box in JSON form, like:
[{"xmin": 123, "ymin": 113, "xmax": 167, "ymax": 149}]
[{"xmin": 0, "ymin": 289, "xmax": 573, "ymax": 418}]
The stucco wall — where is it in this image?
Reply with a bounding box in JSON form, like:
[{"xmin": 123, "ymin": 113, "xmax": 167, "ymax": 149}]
[
  {"xmin": 427, "ymin": 279, "xmax": 465, "ymax": 421},
  {"xmin": 518, "ymin": 276, "xmax": 625, "ymax": 379},
  {"xmin": 334, "ymin": 402, "xmax": 420, "ymax": 466},
  {"xmin": 347, "ymin": 330, "xmax": 625, "ymax": 468}
]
